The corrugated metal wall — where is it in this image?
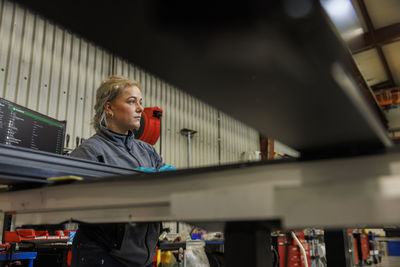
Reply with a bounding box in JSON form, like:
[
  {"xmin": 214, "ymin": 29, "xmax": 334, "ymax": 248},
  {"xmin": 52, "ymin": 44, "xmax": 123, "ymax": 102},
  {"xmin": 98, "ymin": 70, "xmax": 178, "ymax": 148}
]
[
  {"xmin": 0, "ymin": 0, "xmax": 111, "ymax": 149},
  {"xmin": 0, "ymin": 0, "xmax": 260, "ymax": 168}
]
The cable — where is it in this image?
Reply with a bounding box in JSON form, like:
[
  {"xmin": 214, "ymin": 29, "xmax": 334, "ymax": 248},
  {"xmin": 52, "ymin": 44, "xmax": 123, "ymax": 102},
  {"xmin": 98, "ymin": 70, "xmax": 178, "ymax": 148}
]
[
  {"xmin": 271, "ymin": 245, "xmax": 279, "ymax": 267},
  {"xmin": 291, "ymin": 231, "xmax": 309, "ymax": 267}
]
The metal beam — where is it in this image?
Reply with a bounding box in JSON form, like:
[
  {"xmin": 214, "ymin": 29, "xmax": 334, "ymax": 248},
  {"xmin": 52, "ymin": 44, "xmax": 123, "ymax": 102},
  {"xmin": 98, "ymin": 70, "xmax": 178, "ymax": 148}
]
[
  {"xmin": 2, "ymin": 148, "xmax": 400, "ymax": 228},
  {"xmin": 371, "ymin": 80, "xmax": 396, "ymax": 92},
  {"xmin": 0, "ymin": 143, "xmax": 136, "ymax": 186},
  {"xmin": 349, "ymin": 23, "xmax": 400, "ymax": 53}
]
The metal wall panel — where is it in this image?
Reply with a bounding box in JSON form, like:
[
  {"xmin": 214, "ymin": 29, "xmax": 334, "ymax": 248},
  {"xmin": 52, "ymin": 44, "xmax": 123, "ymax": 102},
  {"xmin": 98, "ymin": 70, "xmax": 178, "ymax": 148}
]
[
  {"xmin": 219, "ymin": 112, "xmax": 260, "ymax": 164},
  {"xmin": 0, "ymin": 0, "xmax": 260, "ymax": 168},
  {"xmin": 15, "ymin": 9, "xmax": 34, "ymax": 108},
  {"xmin": 113, "ymin": 56, "xmax": 260, "ymax": 168},
  {"xmin": 0, "ymin": 1, "xmax": 112, "ymax": 149},
  {"xmin": 0, "ymin": 0, "xmax": 11, "ymax": 97},
  {"xmin": 47, "ymin": 26, "xmax": 64, "ymax": 119},
  {"xmin": 27, "ymin": 13, "xmax": 44, "ymax": 111}
]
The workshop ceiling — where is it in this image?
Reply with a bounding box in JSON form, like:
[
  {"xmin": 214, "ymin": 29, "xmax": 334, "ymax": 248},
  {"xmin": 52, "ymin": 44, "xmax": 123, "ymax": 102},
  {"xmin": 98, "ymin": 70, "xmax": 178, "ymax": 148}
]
[
  {"xmin": 363, "ymin": 0, "xmax": 400, "ymax": 29},
  {"xmin": 353, "ymin": 49, "xmax": 388, "ymax": 86},
  {"xmin": 344, "ymin": 0, "xmax": 400, "ymax": 118}
]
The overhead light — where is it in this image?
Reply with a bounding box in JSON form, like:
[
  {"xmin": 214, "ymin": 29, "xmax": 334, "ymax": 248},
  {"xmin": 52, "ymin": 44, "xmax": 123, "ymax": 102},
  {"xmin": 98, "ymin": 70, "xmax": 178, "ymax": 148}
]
[
  {"xmin": 322, "ymin": 0, "xmax": 353, "ymax": 21},
  {"xmin": 320, "ymin": 0, "xmax": 364, "ymax": 41},
  {"xmin": 341, "ymin": 27, "xmax": 364, "ymax": 40}
]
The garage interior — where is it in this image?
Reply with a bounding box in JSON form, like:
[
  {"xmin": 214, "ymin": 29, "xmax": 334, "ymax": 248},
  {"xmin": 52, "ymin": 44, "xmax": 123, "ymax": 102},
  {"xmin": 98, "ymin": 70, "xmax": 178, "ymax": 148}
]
[{"xmin": 0, "ymin": 0, "xmax": 400, "ymax": 266}]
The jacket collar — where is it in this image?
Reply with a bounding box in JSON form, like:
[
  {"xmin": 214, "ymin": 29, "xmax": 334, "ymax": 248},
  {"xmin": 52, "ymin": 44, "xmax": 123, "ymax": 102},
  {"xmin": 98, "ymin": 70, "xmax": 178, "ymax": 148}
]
[{"xmin": 97, "ymin": 125, "xmax": 135, "ymax": 148}]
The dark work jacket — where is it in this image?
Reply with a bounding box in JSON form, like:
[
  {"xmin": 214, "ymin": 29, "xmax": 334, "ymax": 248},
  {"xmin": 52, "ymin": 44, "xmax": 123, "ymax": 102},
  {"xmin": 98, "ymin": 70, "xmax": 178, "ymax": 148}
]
[{"xmin": 70, "ymin": 126, "xmax": 164, "ymax": 267}]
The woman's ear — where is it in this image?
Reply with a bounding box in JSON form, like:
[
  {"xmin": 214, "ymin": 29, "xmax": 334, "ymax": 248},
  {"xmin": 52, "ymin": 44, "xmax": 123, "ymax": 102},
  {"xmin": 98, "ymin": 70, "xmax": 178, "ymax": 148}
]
[{"xmin": 104, "ymin": 101, "xmax": 112, "ymax": 112}]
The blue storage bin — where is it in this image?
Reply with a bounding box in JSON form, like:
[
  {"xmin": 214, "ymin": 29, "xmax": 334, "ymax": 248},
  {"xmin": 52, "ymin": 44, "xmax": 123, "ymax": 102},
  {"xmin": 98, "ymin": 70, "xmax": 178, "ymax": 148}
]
[
  {"xmin": 191, "ymin": 234, "xmax": 202, "ymax": 240},
  {"xmin": 388, "ymin": 241, "xmax": 400, "ymax": 256}
]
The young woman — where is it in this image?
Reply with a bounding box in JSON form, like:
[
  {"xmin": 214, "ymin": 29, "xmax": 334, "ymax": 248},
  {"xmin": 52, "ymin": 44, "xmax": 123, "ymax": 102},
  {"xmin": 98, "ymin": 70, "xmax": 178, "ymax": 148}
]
[{"xmin": 71, "ymin": 75, "xmax": 166, "ymax": 267}]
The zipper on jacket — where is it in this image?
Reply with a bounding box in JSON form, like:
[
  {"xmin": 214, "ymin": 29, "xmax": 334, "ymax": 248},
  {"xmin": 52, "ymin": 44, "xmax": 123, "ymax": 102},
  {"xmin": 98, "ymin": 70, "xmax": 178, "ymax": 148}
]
[
  {"xmin": 126, "ymin": 148, "xmax": 142, "ymax": 167},
  {"xmin": 144, "ymin": 224, "xmax": 151, "ymax": 264},
  {"xmin": 124, "ymin": 136, "xmax": 143, "ymax": 167}
]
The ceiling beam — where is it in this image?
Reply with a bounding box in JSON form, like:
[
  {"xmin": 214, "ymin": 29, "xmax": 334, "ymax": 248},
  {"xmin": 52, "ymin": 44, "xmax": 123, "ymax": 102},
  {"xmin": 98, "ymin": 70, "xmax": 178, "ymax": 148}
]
[
  {"xmin": 371, "ymin": 80, "xmax": 396, "ymax": 92},
  {"xmin": 355, "ymin": 0, "xmax": 395, "ymax": 89},
  {"xmin": 349, "ymin": 23, "xmax": 400, "ymax": 53}
]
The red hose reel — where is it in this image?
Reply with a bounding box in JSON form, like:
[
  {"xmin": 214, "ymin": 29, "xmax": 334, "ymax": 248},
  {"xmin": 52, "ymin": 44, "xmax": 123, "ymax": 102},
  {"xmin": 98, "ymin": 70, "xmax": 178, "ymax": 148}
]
[{"xmin": 134, "ymin": 107, "xmax": 163, "ymax": 145}]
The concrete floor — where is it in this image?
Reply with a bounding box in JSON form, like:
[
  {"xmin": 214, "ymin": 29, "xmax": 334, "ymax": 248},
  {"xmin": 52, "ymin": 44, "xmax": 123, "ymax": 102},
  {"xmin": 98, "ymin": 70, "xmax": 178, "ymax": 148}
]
[{"xmin": 374, "ymin": 256, "xmax": 400, "ymax": 267}]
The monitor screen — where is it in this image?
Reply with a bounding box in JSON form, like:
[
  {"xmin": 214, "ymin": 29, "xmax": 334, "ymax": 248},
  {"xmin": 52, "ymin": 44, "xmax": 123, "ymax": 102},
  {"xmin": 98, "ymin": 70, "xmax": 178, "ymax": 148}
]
[{"xmin": 0, "ymin": 98, "xmax": 66, "ymax": 154}]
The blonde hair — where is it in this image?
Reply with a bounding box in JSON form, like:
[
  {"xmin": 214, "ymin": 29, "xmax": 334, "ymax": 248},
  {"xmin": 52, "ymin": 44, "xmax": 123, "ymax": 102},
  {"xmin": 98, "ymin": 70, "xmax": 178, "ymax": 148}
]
[{"xmin": 93, "ymin": 75, "xmax": 141, "ymax": 132}]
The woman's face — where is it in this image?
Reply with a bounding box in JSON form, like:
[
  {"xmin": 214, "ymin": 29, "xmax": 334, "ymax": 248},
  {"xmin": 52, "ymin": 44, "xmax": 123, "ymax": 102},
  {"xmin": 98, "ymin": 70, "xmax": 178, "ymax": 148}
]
[{"xmin": 105, "ymin": 85, "xmax": 143, "ymax": 134}]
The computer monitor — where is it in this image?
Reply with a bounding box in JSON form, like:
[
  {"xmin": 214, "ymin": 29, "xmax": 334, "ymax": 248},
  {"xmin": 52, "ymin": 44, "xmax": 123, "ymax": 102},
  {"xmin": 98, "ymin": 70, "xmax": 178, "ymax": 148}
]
[{"xmin": 0, "ymin": 98, "xmax": 66, "ymax": 154}]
